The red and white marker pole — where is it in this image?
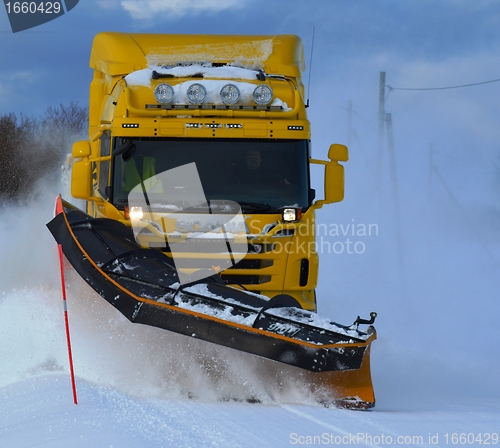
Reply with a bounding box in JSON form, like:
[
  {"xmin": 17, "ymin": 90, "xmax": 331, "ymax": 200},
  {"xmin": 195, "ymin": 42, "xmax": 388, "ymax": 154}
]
[{"xmin": 58, "ymin": 242, "xmax": 78, "ymax": 404}]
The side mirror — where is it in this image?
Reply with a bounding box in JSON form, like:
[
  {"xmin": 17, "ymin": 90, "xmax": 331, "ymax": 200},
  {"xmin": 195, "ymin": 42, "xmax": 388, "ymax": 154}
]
[
  {"xmin": 310, "ymin": 144, "xmax": 349, "ymax": 208},
  {"xmin": 72, "ymin": 140, "xmax": 91, "ymax": 158},
  {"xmin": 324, "ymin": 160, "xmax": 345, "ymax": 203},
  {"xmin": 324, "ymin": 144, "xmax": 348, "ymax": 204},
  {"xmin": 328, "ymin": 143, "xmax": 348, "ymax": 162},
  {"xmin": 71, "ymin": 160, "xmax": 92, "ymax": 199}
]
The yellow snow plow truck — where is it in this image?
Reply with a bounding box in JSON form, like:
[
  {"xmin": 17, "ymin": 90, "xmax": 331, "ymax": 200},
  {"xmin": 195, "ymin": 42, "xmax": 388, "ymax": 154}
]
[{"xmin": 48, "ymin": 32, "xmax": 377, "ymax": 408}]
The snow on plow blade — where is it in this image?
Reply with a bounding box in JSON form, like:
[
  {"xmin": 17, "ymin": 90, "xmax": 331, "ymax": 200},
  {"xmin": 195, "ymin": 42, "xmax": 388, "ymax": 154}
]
[{"xmin": 47, "ymin": 197, "xmax": 377, "ymax": 408}]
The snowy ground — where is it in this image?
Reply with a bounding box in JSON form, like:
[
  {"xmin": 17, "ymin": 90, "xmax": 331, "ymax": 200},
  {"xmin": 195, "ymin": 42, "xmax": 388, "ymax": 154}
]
[
  {"xmin": 1, "ymin": 188, "xmax": 500, "ymax": 447},
  {"xmin": 2, "ymin": 374, "xmax": 499, "ymax": 448}
]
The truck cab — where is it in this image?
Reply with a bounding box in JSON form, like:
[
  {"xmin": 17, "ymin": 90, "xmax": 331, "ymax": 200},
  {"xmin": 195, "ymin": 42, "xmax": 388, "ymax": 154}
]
[{"xmin": 71, "ymin": 33, "xmax": 347, "ymax": 311}]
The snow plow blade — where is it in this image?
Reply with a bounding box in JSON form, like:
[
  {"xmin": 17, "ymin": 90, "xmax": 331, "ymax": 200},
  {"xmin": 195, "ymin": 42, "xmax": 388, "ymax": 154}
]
[{"xmin": 47, "ymin": 197, "xmax": 377, "ymax": 408}]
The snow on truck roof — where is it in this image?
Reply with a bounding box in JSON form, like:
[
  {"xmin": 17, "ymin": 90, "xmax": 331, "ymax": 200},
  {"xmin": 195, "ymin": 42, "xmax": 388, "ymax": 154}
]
[{"xmin": 89, "ymin": 32, "xmax": 305, "ymax": 79}]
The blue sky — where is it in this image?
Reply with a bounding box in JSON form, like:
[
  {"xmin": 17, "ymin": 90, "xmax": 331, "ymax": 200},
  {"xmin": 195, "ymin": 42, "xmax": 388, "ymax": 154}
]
[{"xmin": 1, "ymin": 0, "xmax": 499, "ymax": 202}]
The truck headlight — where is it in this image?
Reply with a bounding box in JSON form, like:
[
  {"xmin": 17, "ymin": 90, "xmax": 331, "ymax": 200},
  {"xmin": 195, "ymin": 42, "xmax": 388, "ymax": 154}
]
[
  {"xmin": 129, "ymin": 206, "xmax": 144, "ymax": 220},
  {"xmin": 220, "ymin": 84, "xmax": 240, "ymax": 105},
  {"xmin": 154, "ymin": 83, "xmax": 174, "ymax": 104},
  {"xmin": 253, "ymin": 85, "xmax": 273, "ymax": 105},
  {"xmin": 282, "ymin": 208, "xmax": 302, "ymax": 223},
  {"xmin": 187, "ymin": 83, "xmax": 207, "ymax": 104}
]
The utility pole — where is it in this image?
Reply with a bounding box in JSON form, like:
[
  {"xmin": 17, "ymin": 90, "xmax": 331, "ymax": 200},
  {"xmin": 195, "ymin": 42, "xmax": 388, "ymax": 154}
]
[
  {"xmin": 385, "ymin": 113, "xmax": 399, "ymax": 213},
  {"xmin": 385, "ymin": 112, "xmax": 406, "ymax": 294},
  {"xmin": 376, "ymin": 72, "xmax": 386, "ymax": 194}
]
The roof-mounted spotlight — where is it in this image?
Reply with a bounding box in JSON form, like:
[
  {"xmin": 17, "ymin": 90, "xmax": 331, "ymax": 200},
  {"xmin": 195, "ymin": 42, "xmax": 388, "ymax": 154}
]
[
  {"xmin": 253, "ymin": 85, "xmax": 273, "ymax": 105},
  {"xmin": 154, "ymin": 83, "xmax": 174, "ymax": 104},
  {"xmin": 187, "ymin": 83, "xmax": 207, "ymax": 104},
  {"xmin": 220, "ymin": 84, "xmax": 240, "ymax": 105}
]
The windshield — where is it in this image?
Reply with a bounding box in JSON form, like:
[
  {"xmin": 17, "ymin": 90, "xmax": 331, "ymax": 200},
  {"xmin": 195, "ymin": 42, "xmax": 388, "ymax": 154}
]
[{"xmin": 112, "ymin": 138, "xmax": 310, "ymax": 213}]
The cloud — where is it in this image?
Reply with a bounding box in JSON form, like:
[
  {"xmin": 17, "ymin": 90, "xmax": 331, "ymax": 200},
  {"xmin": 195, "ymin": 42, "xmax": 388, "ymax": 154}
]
[
  {"xmin": 0, "ymin": 71, "xmax": 37, "ymax": 86},
  {"xmin": 120, "ymin": 0, "xmax": 245, "ymax": 20}
]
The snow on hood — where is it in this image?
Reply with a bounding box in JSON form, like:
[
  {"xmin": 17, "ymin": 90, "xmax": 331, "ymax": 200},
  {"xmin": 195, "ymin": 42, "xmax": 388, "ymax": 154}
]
[
  {"xmin": 125, "ymin": 65, "xmax": 289, "ymax": 110},
  {"xmin": 125, "ymin": 64, "xmax": 261, "ymax": 87}
]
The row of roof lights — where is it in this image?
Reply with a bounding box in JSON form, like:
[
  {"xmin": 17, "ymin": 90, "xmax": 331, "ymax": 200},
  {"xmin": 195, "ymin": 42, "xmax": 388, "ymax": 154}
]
[{"xmin": 154, "ymin": 83, "xmax": 273, "ymax": 106}]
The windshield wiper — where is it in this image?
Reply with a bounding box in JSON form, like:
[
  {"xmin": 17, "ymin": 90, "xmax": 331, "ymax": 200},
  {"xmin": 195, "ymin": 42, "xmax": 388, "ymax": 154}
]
[{"xmin": 237, "ymin": 202, "xmax": 275, "ymax": 213}]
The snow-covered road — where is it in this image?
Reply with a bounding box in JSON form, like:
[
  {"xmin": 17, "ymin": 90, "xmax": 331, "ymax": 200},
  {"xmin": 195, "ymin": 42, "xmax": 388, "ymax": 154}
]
[{"xmin": 1, "ymin": 374, "xmax": 499, "ymax": 447}]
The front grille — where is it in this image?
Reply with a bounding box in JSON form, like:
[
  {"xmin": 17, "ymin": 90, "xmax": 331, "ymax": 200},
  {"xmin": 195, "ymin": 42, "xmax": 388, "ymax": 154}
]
[
  {"xmin": 230, "ymin": 258, "xmax": 273, "ymax": 269},
  {"xmin": 159, "ymin": 248, "xmax": 275, "ymax": 287},
  {"xmin": 221, "ymin": 274, "xmax": 271, "ymax": 285}
]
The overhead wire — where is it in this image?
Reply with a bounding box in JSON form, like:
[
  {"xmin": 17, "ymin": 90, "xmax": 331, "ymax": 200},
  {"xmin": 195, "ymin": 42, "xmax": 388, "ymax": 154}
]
[{"xmin": 387, "ymin": 77, "xmax": 500, "ymax": 91}]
